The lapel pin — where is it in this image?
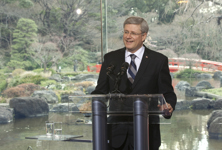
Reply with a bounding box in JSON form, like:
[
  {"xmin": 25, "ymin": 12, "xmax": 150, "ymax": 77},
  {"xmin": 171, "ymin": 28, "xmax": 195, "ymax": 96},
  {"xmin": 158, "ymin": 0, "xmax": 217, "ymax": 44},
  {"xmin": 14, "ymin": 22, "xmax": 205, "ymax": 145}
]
[{"xmin": 146, "ymin": 56, "xmax": 148, "ymax": 58}]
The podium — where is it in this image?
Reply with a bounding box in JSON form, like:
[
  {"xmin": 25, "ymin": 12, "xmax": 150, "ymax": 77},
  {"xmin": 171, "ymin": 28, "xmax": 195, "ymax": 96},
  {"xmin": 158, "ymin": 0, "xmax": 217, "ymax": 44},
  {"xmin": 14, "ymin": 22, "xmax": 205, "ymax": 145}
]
[{"xmin": 69, "ymin": 94, "xmax": 170, "ymax": 150}]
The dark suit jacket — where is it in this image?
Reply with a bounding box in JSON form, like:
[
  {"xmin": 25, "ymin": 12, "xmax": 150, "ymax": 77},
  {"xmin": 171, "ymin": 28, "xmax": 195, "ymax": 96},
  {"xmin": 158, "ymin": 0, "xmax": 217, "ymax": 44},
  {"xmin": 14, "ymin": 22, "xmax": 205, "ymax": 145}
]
[{"xmin": 92, "ymin": 45, "xmax": 177, "ymax": 149}]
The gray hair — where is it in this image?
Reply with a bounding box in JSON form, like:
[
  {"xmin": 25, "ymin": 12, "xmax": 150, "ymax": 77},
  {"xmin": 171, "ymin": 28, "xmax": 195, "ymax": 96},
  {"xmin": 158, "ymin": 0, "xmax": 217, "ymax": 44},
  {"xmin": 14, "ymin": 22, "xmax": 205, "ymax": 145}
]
[{"xmin": 123, "ymin": 16, "xmax": 149, "ymax": 33}]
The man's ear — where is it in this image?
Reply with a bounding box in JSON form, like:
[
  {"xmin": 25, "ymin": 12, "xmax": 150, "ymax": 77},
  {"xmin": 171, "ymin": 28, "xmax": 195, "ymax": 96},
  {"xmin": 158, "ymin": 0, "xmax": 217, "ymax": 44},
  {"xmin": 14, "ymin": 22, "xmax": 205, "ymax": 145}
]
[{"xmin": 142, "ymin": 32, "xmax": 147, "ymax": 42}]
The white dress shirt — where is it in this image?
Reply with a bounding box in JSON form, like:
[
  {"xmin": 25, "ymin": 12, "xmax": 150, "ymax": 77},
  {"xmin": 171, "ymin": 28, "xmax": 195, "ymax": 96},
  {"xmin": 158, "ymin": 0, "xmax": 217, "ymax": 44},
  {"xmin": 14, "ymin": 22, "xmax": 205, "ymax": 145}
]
[{"xmin": 125, "ymin": 46, "xmax": 145, "ymax": 78}]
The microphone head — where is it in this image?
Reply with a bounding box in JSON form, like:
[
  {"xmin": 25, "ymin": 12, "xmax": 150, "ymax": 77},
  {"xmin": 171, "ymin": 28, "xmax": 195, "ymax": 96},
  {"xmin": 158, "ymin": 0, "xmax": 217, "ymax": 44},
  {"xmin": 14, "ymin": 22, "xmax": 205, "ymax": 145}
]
[
  {"xmin": 106, "ymin": 62, "xmax": 116, "ymax": 75},
  {"xmin": 121, "ymin": 62, "xmax": 129, "ymax": 69},
  {"xmin": 120, "ymin": 62, "xmax": 129, "ymax": 75}
]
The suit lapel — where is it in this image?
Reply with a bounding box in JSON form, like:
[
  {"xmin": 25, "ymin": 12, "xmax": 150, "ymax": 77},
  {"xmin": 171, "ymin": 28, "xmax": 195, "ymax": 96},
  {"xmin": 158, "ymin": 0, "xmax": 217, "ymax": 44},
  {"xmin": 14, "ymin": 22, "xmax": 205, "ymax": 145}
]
[{"xmin": 132, "ymin": 47, "xmax": 151, "ymax": 88}]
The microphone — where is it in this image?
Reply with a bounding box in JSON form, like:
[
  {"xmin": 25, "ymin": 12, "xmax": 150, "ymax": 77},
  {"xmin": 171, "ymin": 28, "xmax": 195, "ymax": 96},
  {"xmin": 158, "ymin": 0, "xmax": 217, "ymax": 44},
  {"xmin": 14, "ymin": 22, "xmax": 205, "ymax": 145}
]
[
  {"xmin": 106, "ymin": 63, "xmax": 115, "ymax": 76},
  {"xmin": 112, "ymin": 62, "xmax": 129, "ymax": 93},
  {"xmin": 119, "ymin": 62, "xmax": 129, "ymax": 76}
]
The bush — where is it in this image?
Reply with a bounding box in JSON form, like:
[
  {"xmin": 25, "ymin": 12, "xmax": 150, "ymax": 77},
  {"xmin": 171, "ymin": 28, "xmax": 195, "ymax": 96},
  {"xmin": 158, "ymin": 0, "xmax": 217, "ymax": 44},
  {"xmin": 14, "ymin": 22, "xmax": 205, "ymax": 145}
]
[
  {"xmin": 12, "ymin": 69, "xmax": 25, "ymax": 77},
  {"xmin": 175, "ymin": 69, "xmax": 202, "ymax": 78},
  {"xmin": 74, "ymin": 81, "xmax": 94, "ymax": 88},
  {"xmin": 0, "ymin": 67, "xmax": 13, "ymax": 73},
  {"xmin": 8, "ymin": 74, "xmax": 48, "ymax": 87},
  {"xmin": 33, "ymin": 68, "xmax": 56, "ymax": 74},
  {"xmin": 61, "ymin": 72, "xmax": 79, "ymax": 77},
  {"xmin": 40, "ymin": 80, "xmax": 57, "ymax": 87},
  {"xmin": 0, "ymin": 97, "xmax": 7, "ymax": 103},
  {"xmin": 0, "ymin": 80, "xmax": 7, "ymax": 93},
  {"xmin": 202, "ymin": 88, "xmax": 222, "ymax": 97},
  {"xmin": 2, "ymin": 83, "xmax": 41, "ymax": 98},
  {"xmin": 19, "ymin": 75, "xmax": 48, "ymax": 85},
  {"xmin": 0, "ymin": 73, "xmax": 7, "ymax": 93}
]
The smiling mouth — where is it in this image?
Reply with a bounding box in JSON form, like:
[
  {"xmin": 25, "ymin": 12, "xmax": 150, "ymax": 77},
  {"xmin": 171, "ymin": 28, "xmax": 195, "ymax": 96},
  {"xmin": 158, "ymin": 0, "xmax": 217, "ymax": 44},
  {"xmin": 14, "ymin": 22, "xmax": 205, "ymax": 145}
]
[{"xmin": 126, "ymin": 40, "xmax": 133, "ymax": 43}]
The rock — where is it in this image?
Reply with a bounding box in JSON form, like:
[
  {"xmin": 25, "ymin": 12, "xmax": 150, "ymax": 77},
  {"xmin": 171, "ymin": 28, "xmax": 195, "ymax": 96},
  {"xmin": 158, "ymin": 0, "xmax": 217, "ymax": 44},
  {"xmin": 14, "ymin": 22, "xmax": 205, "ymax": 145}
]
[
  {"xmin": 56, "ymin": 83, "xmax": 66, "ymax": 90},
  {"xmin": 195, "ymin": 81, "xmax": 213, "ymax": 90},
  {"xmin": 175, "ymin": 100, "xmax": 192, "ymax": 110},
  {"xmin": 83, "ymin": 78, "xmax": 97, "ymax": 82},
  {"xmin": 220, "ymin": 76, "xmax": 222, "ymax": 87},
  {"xmin": 213, "ymin": 71, "xmax": 222, "ymax": 79},
  {"xmin": 49, "ymin": 74, "xmax": 61, "ymax": 82},
  {"xmin": 86, "ymin": 86, "xmax": 96, "ymax": 94},
  {"xmin": 207, "ymin": 110, "xmax": 222, "ymax": 128},
  {"xmin": 62, "ymin": 76, "xmax": 70, "ymax": 82},
  {"xmin": 32, "ymin": 90, "xmax": 59, "ymax": 103},
  {"xmin": 70, "ymin": 74, "xmax": 99, "ymax": 81},
  {"xmin": 72, "ymin": 91, "xmax": 86, "ymax": 96},
  {"xmin": 50, "ymin": 103, "xmax": 79, "ymax": 112},
  {"xmin": 61, "ymin": 94, "xmax": 71, "ymax": 103},
  {"xmin": 50, "ymin": 103, "xmax": 69, "ymax": 112},
  {"xmin": 207, "ymin": 110, "xmax": 222, "ymax": 139},
  {"xmin": 170, "ymin": 73, "xmax": 174, "ymax": 79},
  {"xmin": 9, "ymin": 97, "xmax": 49, "ymax": 118},
  {"xmin": 185, "ymin": 87, "xmax": 197, "ymax": 97},
  {"xmin": 208, "ymin": 117, "xmax": 222, "ymax": 139},
  {"xmin": 0, "ymin": 107, "xmax": 13, "ymax": 124},
  {"xmin": 194, "ymin": 92, "xmax": 222, "ymax": 99},
  {"xmin": 175, "ymin": 81, "xmax": 190, "ymax": 91},
  {"xmin": 213, "ymin": 99, "xmax": 222, "ymax": 110},
  {"xmin": 191, "ymin": 98, "xmax": 212, "ymax": 109},
  {"xmin": 46, "ymin": 84, "xmax": 56, "ymax": 90},
  {"xmin": 196, "ymin": 73, "xmax": 212, "ymax": 79}
]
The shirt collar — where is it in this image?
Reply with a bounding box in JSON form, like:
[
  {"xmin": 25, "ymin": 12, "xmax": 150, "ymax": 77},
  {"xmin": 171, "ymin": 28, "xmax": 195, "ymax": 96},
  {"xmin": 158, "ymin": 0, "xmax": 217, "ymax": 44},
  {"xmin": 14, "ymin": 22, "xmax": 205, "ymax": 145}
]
[{"xmin": 125, "ymin": 46, "xmax": 145, "ymax": 60}]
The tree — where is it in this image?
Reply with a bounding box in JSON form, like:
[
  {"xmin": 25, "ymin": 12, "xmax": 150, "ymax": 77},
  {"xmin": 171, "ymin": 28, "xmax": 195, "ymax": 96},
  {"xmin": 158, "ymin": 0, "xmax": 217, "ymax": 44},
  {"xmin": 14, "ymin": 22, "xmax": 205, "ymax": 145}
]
[
  {"xmin": 58, "ymin": 46, "xmax": 89, "ymax": 71},
  {"xmin": 29, "ymin": 41, "xmax": 61, "ymax": 72},
  {"xmin": 7, "ymin": 18, "xmax": 37, "ymax": 69}
]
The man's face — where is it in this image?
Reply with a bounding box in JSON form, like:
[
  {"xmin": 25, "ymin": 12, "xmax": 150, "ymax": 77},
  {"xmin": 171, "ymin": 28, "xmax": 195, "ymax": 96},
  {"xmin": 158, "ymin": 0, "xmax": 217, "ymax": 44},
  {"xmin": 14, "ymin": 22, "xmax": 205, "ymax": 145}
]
[{"xmin": 123, "ymin": 24, "xmax": 147, "ymax": 53}]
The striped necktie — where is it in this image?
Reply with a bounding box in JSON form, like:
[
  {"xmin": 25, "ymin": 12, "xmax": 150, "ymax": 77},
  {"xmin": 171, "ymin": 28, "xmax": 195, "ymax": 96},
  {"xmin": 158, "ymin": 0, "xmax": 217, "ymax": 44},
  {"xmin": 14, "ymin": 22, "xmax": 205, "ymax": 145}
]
[{"xmin": 128, "ymin": 54, "xmax": 137, "ymax": 83}]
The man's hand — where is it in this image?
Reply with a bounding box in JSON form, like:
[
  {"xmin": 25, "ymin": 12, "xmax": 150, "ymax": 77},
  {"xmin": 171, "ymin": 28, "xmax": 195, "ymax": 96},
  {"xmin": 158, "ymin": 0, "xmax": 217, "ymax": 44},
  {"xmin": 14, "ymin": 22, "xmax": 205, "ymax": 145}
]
[{"xmin": 157, "ymin": 102, "xmax": 173, "ymax": 116}]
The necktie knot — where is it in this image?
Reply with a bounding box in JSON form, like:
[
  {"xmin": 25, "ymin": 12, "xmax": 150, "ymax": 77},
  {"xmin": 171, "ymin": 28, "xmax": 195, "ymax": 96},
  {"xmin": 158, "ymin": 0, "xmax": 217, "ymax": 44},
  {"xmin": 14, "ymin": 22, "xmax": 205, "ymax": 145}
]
[{"xmin": 130, "ymin": 54, "xmax": 136, "ymax": 60}]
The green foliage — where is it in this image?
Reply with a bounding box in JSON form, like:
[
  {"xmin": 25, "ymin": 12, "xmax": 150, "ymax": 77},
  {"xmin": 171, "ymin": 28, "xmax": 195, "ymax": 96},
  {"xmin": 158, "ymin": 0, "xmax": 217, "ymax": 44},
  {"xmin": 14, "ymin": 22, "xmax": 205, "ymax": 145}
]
[
  {"xmin": 19, "ymin": 0, "xmax": 34, "ymax": 8},
  {"xmin": 32, "ymin": 68, "xmax": 56, "ymax": 75},
  {"xmin": 124, "ymin": 0, "xmax": 169, "ymax": 13},
  {"xmin": 0, "ymin": 96, "xmax": 7, "ymax": 103},
  {"xmin": 12, "ymin": 68, "xmax": 25, "ymax": 77},
  {"xmin": 0, "ymin": 73, "xmax": 7, "ymax": 93},
  {"xmin": 0, "ymin": 67, "xmax": 12, "ymax": 74},
  {"xmin": 202, "ymin": 88, "xmax": 222, "ymax": 97},
  {"xmin": 40, "ymin": 80, "xmax": 57, "ymax": 87},
  {"xmin": 2, "ymin": 0, "xmax": 17, "ymax": 4},
  {"xmin": 55, "ymin": 93, "xmax": 61, "ymax": 103},
  {"xmin": 175, "ymin": 69, "xmax": 202, "ymax": 78},
  {"xmin": 58, "ymin": 46, "xmax": 89, "ymax": 71},
  {"xmin": 9, "ymin": 18, "xmax": 37, "ymax": 69},
  {"xmin": 7, "ymin": 60, "xmax": 36, "ymax": 70},
  {"xmin": 19, "ymin": 75, "xmax": 47, "ymax": 85},
  {"xmin": 61, "ymin": 72, "xmax": 79, "ymax": 77},
  {"xmin": 8, "ymin": 74, "xmax": 47, "ymax": 87}
]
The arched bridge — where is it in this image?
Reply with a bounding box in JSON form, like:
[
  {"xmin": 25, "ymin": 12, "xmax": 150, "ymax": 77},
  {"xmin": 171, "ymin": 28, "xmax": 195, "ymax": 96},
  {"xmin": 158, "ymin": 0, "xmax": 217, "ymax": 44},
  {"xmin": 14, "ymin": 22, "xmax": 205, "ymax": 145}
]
[{"xmin": 87, "ymin": 58, "xmax": 222, "ymax": 73}]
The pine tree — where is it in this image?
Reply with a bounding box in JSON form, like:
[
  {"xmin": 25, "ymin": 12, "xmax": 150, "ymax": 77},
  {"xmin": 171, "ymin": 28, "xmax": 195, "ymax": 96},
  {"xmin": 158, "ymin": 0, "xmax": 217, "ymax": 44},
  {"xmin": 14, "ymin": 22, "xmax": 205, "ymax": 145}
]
[{"xmin": 8, "ymin": 18, "xmax": 37, "ymax": 69}]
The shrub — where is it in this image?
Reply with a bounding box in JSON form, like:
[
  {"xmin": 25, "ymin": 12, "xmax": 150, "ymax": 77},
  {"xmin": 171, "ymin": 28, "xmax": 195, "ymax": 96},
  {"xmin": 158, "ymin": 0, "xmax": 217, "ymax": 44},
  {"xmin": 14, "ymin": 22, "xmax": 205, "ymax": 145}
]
[
  {"xmin": 40, "ymin": 80, "xmax": 57, "ymax": 87},
  {"xmin": 0, "ymin": 97, "xmax": 7, "ymax": 103},
  {"xmin": 61, "ymin": 72, "xmax": 79, "ymax": 77},
  {"xmin": 19, "ymin": 75, "xmax": 48, "ymax": 85},
  {"xmin": 12, "ymin": 69, "xmax": 25, "ymax": 77},
  {"xmin": 74, "ymin": 81, "xmax": 94, "ymax": 88},
  {"xmin": 202, "ymin": 88, "xmax": 222, "ymax": 97},
  {"xmin": 0, "ymin": 80, "xmax": 7, "ymax": 93},
  {"xmin": 2, "ymin": 83, "xmax": 41, "ymax": 98},
  {"xmin": 175, "ymin": 69, "xmax": 202, "ymax": 78},
  {"xmin": 7, "ymin": 76, "xmax": 21, "ymax": 88},
  {"xmin": 33, "ymin": 68, "xmax": 56, "ymax": 74},
  {"xmin": 0, "ymin": 73, "xmax": 7, "ymax": 92}
]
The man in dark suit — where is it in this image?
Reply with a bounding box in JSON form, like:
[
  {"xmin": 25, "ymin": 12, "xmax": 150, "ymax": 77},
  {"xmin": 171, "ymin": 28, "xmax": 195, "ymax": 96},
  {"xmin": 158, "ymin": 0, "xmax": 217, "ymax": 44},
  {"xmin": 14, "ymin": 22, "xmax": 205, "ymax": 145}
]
[{"xmin": 91, "ymin": 16, "xmax": 177, "ymax": 150}]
